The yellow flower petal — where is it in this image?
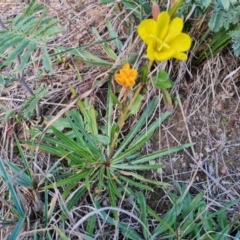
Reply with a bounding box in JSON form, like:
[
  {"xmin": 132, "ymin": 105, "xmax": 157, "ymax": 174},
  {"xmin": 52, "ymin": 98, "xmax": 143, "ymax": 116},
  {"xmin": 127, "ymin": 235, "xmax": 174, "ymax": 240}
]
[
  {"xmin": 156, "ymin": 12, "xmax": 170, "ymax": 40},
  {"xmin": 166, "ymin": 17, "xmax": 183, "ymax": 42},
  {"xmin": 172, "ymin": 52, "xmax": 187, "ymax": 60},
  {"xmin": 168, "ymin": 33, "xmax": 191, "ymax": 52},
  {"xmin": 146, "ymin": 42, "xmax": 156, "ymax": 61},
  {"xmin": 138, "ymin": 19, "xmax": 157, "ymax": 45},
  {"xmin": 154, "ymin": 49, "xmax": 175, "ymax": 61},
  {"xmin": 137, "ymin": 10, "xmax": 191, "ymax": 62}
]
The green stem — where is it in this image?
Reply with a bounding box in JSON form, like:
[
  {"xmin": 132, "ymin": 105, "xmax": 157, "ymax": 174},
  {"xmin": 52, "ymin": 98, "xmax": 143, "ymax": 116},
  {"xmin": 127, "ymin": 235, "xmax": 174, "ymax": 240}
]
[
  {"xmin": 161, "ymin": 88, "xmax": 173, "ymax": 110},
  {"xmin": 106, "ymin": 83, "xmax": 144, "ymax": 164}
]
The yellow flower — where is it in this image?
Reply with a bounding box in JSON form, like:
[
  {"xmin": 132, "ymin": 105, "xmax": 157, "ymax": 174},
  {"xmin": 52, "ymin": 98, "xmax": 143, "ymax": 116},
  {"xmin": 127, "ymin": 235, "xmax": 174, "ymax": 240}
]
[
  {"xmin": 137, "ymin": 11, "xmax": 191, "ymax": 61},
  {"xmin": 114, "ymin": 63, "xmax": 138, "ymax": 87}
]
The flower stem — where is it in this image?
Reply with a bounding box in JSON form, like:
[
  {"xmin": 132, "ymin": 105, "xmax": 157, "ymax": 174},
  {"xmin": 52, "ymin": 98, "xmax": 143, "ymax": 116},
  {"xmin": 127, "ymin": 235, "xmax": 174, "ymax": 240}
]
[
  {"xmin": 161, "ymin": 88, "xmax": 173, "ymax": 111},
  {"xmin": 106, "ymin": 83, "xmax": 144, "ymax": 164}
]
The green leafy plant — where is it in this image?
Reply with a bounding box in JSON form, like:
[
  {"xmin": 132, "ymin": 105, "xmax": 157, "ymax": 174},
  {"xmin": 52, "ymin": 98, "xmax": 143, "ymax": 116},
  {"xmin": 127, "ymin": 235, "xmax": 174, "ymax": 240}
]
[
  {"xmin": 24, "ymin": 81, "xmax": 193, "ymax": 218},
  {"xmin": 182, "ymin": 0, "xmax": 240, "ymax": 65},
  {"xmin": 0, "ymin": 0, "xmax": 63, "ymax": 117},
  {"xmin": 0, "ymin": 0, "xmax": 62, "ymax": 76}
]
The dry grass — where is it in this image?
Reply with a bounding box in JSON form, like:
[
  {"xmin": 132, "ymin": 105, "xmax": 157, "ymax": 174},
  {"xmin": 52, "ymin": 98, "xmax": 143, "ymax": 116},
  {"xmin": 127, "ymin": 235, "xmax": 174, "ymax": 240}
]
[{"xmin": 1, "ymin": 0, "xmax": 240, "ymax": 239}]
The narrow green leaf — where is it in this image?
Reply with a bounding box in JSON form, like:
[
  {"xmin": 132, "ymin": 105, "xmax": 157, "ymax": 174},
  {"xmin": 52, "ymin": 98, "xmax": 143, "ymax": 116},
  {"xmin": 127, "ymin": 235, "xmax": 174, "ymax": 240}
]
[
  {"xmin": 66, "ymin": 111, "xmax": 99, "ymax": 154},
  {"xmin": 92, "ymin": 27, "xmax": 117, "ymax": 60},
  {"xmin": 153, "ymin": 200, "xmax": 182, "ymax": 236},
  {"xmin": 14, "ymin": 133, "xmax": 32, "ymax": 179},
  {"xmin": 100, "ymin": 0, "xmax": 114, "ymax": 3},
  {"xmin": 133, "ymin": 111, "xmax": 171, "ymax": 147},
  {"xmin": 106, "ymin": 19, "xmax": 123, "ymax": 51},
  {"xmin": 113, "ymin": 98, "xmax": 159, "ymax": 158},
  {"xmin": 0, "ymin": 36, "xmax": 24, "ymax": 54},
  {"xmin": 42, "ymin": 45, "xmax": 52, "ymax": 72},
  {"xmin": 181, "ymin": 192, "xmax": 204, "ymax": 218},
  {"xmin": 108, "ymin": 181, "xmax": 118, "ymax": 219},
  {"xmin": 66, "ymin": 110, "xmax": 102, "ymax": 159},
  {"xmin": 0, "ymin": 31, "xmax": 15, "ymax": 47},
  {"xmin": 147, "ymin": 206, "xmax": 176, "ymax": 237},
  {"xmin": 43, "ymin": 171, "xmax": 89, "ymax": 189},
  {"xmin": 9, "ymin": 217, "xmax": 25, "ymax": 240},
  {"xmin": 94, "ymin": 201, "xmax": 143, "ymax": 239},
  {"xmin": 86, "ymin": 215, "xmax": 97, "ymax": 236},
  {"xmin": 50, "ymin": 126, "xmax": 97, "ymax": 159},
  {"xmin": 106, "ymin": 81, "xmax": 114, "ymax": 155},
  {"xmin": 119, "ymin": 176, "xmax": 153, "ymax": 191},
  {"xmin": 4, "ymin": 161, "xmax": 32, "ymax": 188},
  {"xmin": 122, "ymin": 228, "xmax": 144, "ymax": 240},
  {"xmin": 74, "ymin": 50, "xmax": 112, "ymax": 66},
  {"xmin": 53, "ymin": 227, "xmax": 69, "ymax": 240},
  {"xmin": 113, "ymin": 113, "xmax": 171, "ymax": 164},
  {"xmin": 0, "ymin": 158, "xmax": 25, "ymax": 217},
  {"xmin": 106, "ymin": 168, "xmax": 120, "ymax": 220},
  {"xmin": 108, "ymin": 177, "xmax": 122, "ymax": 199},
  {"xmin": 120, "ymin": 171, "xmax": 169, "ymax": 188},
  {"xmin": 85, "ymin": 174, "xmax": 91, "ymax": 191},
  {"xmin": 121, "ymin": 0, "xmax": 141, "ymax": 22},
  {"xmin": 110, "ymin": 90, "xmax": 121, "ymax": 108},
  {"xmin": 136, "ymin": 192, "xmax": 149, "ymax": 240},
  {"xmin": 112, "ymin": 164, "xmax": 163, "ymax": 170},
  {"xmin": 131, "ymin": 143, "xmax": 194, "ymax": 165},
  {"xmin": 97, "ymin": 166, "xmax": 106, "ymax": 190},
  {"xmin": 111, "ymin": 135, "xmax": 147, "ymax": 164},
  {"xmin": 66, "ymin": 186, "xmax": 87, "ymax": 211},
  {"xmin": 36, "ymin": 18, "xmax": 59, "ymax": 37},
  {"xmin": 130, "ymin": 94, "xmax": 143, "ymax": 115},
  {"xmin": 18, "ymin": 41, "xmax": 37, "ymax": 72}
]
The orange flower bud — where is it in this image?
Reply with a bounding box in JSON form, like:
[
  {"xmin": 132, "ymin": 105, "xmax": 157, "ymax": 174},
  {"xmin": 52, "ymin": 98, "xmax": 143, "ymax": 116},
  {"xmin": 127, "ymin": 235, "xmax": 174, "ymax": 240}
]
[{"xmin": 114, "ymin": 64, "xmax": 138, "ymax": 88}]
